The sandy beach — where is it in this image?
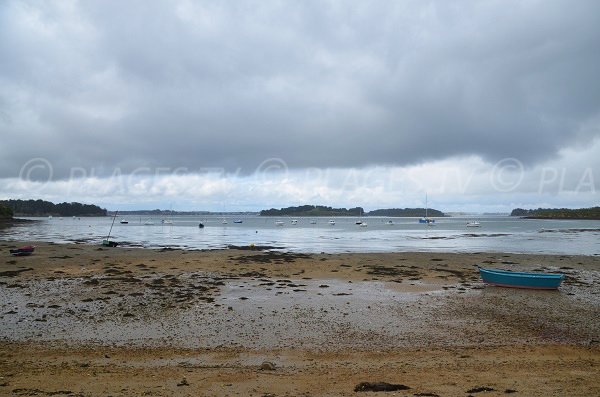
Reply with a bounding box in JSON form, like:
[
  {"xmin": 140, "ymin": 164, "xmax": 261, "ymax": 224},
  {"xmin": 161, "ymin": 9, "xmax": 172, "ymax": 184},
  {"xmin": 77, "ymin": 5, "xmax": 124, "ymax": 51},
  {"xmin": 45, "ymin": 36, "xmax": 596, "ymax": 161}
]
[{"xmin": 1, "ymin": 241, "xmax": 599, "ymax": 396}]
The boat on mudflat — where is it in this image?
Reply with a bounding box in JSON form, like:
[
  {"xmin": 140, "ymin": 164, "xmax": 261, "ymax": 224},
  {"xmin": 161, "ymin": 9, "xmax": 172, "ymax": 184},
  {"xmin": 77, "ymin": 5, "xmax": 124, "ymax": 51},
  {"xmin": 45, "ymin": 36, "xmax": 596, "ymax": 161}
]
[
  {"xmin": 479, "ymin": 267, "xmax": 564, "ymax": 290},
  {"xmin": 10, "ymin": 245, "xmax": 35, "ymax": 256}
]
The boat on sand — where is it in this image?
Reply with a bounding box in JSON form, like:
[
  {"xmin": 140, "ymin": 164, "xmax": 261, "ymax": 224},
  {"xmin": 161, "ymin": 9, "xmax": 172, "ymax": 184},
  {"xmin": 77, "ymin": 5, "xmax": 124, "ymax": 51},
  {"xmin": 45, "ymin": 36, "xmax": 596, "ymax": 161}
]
[
  {"xmin": 479, "ymin": 267, "xmax": 564, "ymax": 289},
  {"xmin": 10, "ymin": 245, "xmax": 35, "ymax": 256}
]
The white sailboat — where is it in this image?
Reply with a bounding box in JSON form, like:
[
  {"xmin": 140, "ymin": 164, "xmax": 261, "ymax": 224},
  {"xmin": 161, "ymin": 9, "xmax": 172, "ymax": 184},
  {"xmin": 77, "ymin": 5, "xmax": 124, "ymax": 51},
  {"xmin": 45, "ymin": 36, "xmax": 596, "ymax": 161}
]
[
  {"xmin": 419, "ymin": 194, "xmax": 436, "ymax": 225},
  {"xmin": 162, "ymin": 206, "xmax": 173, "ymax": 225}
]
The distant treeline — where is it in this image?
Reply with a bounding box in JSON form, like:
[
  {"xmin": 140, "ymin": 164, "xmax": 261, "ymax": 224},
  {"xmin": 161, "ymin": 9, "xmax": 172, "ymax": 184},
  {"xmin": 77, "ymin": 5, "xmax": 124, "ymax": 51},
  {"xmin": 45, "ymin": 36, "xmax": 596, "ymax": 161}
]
[
  {"xmin": 0, "ymin": 204, "xmax": 13, "ymax": 219},
  {"xmin": 260, "ymin": 205, "xmax": 364, "ymax": 217},
  {"xmin": 114, "ymin": 210, "xmax": 256, "ymax": 216},
  {"xmin": 260, "ymin": 205, "xmax": 446, "ymax": 217},
  {"xmin": 1, "ymin": 199, "xmax": 107, "ymax": 217},
  {"xmin": 511, "ymin": 207, "xmax": 600, "ymax": 220},
  {"xmin": 367, "ymin": 208, "xmax": 446, "ymax": 217}
]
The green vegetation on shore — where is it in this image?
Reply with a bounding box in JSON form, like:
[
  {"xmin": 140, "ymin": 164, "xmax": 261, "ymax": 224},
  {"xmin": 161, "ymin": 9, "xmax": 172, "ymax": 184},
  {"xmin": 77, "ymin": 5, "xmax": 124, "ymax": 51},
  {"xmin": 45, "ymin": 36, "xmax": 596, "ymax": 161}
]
[
  {"xmin": 260, "ymin": 205, "xmax": 446, "ymax": 217},
  {"xmin": 0, "ymin": 199, "xmax": 107, "ymax": 217},
  {"xmin": 367, "ymin": 208, "xmax": 445, "ymax": 217},
  {"xmin": 0, "ymin": 204, "xmax": 13, "ymax": 220},
  {"xmin": 511, "ymin": 207, "xmax": 600, "ymax": 220},
  {"xmin": 260, "ymin": 205, "xmax": 364, "ymax": 217}
]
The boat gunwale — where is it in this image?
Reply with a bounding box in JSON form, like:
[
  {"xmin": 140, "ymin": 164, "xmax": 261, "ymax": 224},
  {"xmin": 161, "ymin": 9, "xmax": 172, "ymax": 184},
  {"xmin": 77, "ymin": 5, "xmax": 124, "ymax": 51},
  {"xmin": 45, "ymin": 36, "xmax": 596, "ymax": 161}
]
[{"xmin": 478, "ymin": 267, "xmax": 564, "ymax": 279}]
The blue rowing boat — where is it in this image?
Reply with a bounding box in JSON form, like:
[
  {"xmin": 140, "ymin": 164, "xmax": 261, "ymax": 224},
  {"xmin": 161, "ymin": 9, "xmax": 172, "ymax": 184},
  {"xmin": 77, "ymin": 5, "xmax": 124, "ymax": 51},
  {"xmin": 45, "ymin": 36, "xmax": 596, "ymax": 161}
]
[{"xmin": 479, "ymin": 267, "xmax": 564, "ymax": 290}]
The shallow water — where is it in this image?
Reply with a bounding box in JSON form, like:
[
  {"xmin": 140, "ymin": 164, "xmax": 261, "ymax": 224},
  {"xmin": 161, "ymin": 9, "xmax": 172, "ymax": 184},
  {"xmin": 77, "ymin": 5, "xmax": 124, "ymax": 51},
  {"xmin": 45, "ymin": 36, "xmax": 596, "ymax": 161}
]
[{"xmin": 2, "ymin": 215, "xmax": 600, "ymax": 255}]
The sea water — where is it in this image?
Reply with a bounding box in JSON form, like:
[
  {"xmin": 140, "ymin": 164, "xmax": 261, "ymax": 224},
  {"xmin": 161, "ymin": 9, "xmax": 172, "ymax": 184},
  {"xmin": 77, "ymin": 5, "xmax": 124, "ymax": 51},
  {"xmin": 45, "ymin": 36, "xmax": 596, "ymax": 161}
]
[{"xmin": 2, "ymin": 215, "xmax": 599, "ymax": 255}]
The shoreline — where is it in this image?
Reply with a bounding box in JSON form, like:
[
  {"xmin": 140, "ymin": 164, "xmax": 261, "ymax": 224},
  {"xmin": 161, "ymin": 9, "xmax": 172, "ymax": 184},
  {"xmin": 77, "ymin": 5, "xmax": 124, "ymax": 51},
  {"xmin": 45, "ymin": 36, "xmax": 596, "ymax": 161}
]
[
  {"xmin": 4, "ymin": 236, "xmax": 600, "ymax": 257},
  {"xmin": 1, "ymin": 240, "xmax": 599, "ymax": 395}
]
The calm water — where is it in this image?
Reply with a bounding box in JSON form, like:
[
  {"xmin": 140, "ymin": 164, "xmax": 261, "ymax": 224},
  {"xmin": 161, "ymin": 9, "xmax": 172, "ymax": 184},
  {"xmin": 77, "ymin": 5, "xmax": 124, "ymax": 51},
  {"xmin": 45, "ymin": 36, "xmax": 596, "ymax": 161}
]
[{"xmin": 2, "ymin": 215, "xmax": 599, "ymax": 255}]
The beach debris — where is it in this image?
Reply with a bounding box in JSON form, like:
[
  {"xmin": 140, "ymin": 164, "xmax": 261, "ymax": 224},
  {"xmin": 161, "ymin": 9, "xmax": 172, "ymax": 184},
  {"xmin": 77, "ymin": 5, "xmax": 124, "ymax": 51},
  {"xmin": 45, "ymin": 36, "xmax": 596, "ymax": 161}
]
[
  {"xmin": 354, "ymin": 382, "xmax": 410, "ymax": 392},
  {"xmin": 504, "ymin": 390, "xmax": 518, "ymax": 394},
  {"xmin": 177, "ymin": 377, "xmax": 190, "ymax": 386},
  {"xmin": 260, "ymin": 361, "xmax": 276, "ymax": 371},
  {"xmin": 466, "ymin": 386, "xmax": 495, "ymax": 393},
  {"xmin": 11, "ymin": 389, "xmax": 76, "ymax": 395},
  {"xmin": 0, "ymin": 268, "xmax": 33, "ymax": 277}
]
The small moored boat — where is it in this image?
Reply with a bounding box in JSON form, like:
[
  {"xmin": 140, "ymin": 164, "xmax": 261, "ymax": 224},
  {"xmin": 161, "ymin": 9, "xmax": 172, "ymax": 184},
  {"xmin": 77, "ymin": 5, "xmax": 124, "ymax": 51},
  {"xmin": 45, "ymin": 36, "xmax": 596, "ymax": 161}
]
[
  {"xmin": 479, "ymin": 267, "xmax": 564, "ymax": 290},
  {"xmin": 466, "ymin": 221, "xmax": 481, "ymax": 227}
]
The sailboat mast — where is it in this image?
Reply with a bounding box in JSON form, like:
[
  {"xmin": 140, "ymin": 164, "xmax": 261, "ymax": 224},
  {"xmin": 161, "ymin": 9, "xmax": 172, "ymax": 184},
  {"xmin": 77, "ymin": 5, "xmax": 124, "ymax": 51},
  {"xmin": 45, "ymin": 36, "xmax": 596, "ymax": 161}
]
[
  {"xmin": 425, "ymin": 194, "xmax": 428, "ymax": 218},
  {"xmin": 106, "ymin": 211, "xmax": 118, "ymax": 240}
]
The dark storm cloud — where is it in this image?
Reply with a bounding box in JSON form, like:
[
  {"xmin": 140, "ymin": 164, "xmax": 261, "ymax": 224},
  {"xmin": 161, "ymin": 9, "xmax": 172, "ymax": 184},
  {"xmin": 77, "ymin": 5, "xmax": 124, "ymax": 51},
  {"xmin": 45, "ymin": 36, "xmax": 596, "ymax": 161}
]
[{"xmin": 1, "ymin": 0, "xmax": 599, "ymax": 179}]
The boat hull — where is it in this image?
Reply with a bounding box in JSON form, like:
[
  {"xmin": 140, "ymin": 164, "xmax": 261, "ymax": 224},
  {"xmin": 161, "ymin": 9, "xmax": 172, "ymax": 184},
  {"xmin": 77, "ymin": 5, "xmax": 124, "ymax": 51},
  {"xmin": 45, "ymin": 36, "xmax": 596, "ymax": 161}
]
[
  {"xmin": 10, "ymin": 245, "xmax": 35, "ymax": 256},
  {"xmin": 479, "ymin": 268, "xmax": 564, "ymax": 289}
]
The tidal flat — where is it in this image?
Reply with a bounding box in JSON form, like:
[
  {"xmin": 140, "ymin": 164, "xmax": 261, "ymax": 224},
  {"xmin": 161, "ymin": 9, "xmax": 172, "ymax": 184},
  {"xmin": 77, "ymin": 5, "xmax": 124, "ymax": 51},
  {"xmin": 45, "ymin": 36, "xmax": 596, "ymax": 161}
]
[{"xmin": 1, "ymin": 241, "xmax": 599, "ymax": 396}]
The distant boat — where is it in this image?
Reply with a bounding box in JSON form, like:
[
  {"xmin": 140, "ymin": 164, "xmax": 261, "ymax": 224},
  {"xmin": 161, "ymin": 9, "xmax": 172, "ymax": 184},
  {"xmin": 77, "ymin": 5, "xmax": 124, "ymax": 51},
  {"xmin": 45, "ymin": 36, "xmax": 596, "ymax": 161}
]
[
  {"xmin": 359, "ymin": 222, "xmax": 368, "ymax": 227},
  {"xmin": 162, "ymin": 205, "xmax": 174, "ymax": 224},
  {"xmin": 386, "ymin": 220, "xmax": 394, "ymax": 225},
  {"xmin": 275, "ymin": 220, "xmax": 284, "ymax": 226},
  {"xmin": 466, "ymin": 221, "xmax": 481, "ymax": 227},
  {"xmin": 356, "ymin": 208, "xmax": 365, "ymax": 225},
  {"xmin": 198, "ymin": 222, "xmax": 204, "ymax": 228},
  {"xmin": 222, "ymin": 219, "xmax": 228, "ymax": 224},
  {"xmin": 309, "ymin": 220, "xmax": 317, "ymax": 224},
  {"xmin": 120, "ymin": 219, "xmax": 128, "ymax": 224},
  {"xmin": 328, "ymin": 220, "xmax": 335, "ymax": 226},
  {"xmin": 419, "ymin": 193, "xmax": 435, "ymax": 225},
  {"xmin": 10, "ymin": 245, "xmax": 35, "ymax": 256},
  {"xmin": 233, "ymin": 220, "xmax": 243, "ymax": 224},
  {"xmin": 291, "ymin": 219, "xmax": 298, "ymax": 225},
  {"xmin": 144, "ymin": 220, "xmax": 154, "ymax": 225},
  {"xmin": 479, "ymin": 268, "xmax": 564, "ymax": 290}
]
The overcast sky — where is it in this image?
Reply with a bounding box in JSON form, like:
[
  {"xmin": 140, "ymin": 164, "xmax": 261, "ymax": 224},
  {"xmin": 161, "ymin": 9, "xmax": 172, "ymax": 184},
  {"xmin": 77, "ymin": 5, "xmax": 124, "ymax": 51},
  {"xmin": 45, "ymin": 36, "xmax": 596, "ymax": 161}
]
[{"xmin": 1, "ymin": 0, "xmax": 599, "ymax": 212}]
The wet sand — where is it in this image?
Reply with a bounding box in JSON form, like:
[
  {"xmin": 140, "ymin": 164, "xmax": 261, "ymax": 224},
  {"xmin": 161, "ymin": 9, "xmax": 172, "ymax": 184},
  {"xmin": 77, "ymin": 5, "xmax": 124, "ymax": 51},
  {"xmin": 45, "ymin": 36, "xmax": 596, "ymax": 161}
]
[{"xmin": 1, "ymin": 241, "xmax": 599, "ymax": 396}]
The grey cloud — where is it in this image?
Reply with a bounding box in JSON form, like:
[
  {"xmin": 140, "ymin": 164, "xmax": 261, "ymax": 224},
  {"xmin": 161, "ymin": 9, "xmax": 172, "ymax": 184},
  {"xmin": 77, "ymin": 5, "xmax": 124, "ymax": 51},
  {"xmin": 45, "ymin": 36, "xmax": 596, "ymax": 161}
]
[{"xmin": 1, "ymin": 0, "xmax": 599, "ymax": 180}]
